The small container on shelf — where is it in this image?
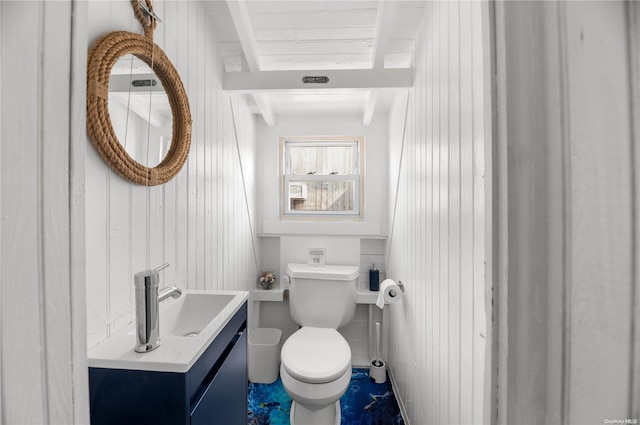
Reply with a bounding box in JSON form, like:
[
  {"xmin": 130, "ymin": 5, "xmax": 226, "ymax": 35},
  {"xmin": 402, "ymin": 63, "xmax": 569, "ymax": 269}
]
[
  {"xmin": 258, "ymin": 271, "xmax": 277, "ymax": 290},
  {"xmin": 369, "ymin": 263, "xmax": 380, "ymax": 291}
]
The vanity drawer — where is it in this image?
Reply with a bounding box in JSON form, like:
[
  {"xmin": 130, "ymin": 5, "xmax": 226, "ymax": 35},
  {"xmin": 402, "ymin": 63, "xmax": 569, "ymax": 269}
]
[
  {"xmin": 190, "ymin": 329, "xmax": 248, "ymax": 424},
  {"xmin": 186, "ymin": 302, "xmax": 247, "ymax": 402},
  {"xmin": 89, "ymin": 368, "xmax": 189, "ymax": 425}
]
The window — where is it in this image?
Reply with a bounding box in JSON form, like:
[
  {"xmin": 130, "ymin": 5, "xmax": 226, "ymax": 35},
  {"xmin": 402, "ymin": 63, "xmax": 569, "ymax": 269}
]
[{"xmin": 281, "ymin": 137, "xmax": 364, "ymax": 217}]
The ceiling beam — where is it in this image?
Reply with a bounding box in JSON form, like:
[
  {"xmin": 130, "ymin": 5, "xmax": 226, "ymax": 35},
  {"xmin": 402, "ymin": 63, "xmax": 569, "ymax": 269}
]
[
  {"xmin": 226, "ymin": 0, "xmax": 260, "ymax": 71},
  {"xmin": 226, "ymin": 0, "xmax": 276, "ymax": 127},
  {"xmin": 252, "ymin": 92, "xmax": 275, "ymax": 127},
  {"xmin": 371, "ymin": 0, "xmax": 396, "ymax": 69},
  {"xmin": 223, "ymin": 68, "xmax": 414, "ymax": 93},
  {"xmin": 363, "ymin": 91, "xmax": 379, "ymax": 127},
  {"xmin": 364, "ymin": 0, "xmax": 397, "ymax": 126}
]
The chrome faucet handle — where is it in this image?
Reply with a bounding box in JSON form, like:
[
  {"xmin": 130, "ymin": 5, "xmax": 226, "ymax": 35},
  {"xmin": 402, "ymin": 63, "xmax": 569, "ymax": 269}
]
[
  {"xmin": 154, "ymin": 262, "xmax": 170, "ymax": 273},
  {"xmin": 134, "ymin": 263, "xmax": 170, "ymax": 287}
]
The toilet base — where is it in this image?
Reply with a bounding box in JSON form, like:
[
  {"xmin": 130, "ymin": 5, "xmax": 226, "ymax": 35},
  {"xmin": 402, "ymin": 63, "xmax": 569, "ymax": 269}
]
[{"xmin": 290, "ymin": 400, "xmax": 341, "ymax": 425}]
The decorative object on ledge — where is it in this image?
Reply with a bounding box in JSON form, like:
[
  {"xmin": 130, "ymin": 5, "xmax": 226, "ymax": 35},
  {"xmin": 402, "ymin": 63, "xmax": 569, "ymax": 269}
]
[
  {"xmin": 86, "ymin": 0, "xmax": 191, "ymax": 186},
  {"xmin": 258, "ymin": 271, "xmax": 277, "ymax": 290}
]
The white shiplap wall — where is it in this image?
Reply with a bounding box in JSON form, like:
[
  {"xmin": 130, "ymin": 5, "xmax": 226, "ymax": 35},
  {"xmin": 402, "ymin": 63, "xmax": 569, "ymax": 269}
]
[
  {"xmin": 86, "ymin": 1, "xmax": 258, "ymax": 349},
  {"xmin": 564, "ymin": 5, "xmax": 635, "ymax": 421},
  {"xmin": 0, "ymin": 1, "xmax": 89, "ymax": 423},
  {"xmin": 386, "ymin": 2, "xmax": 488, "ymax": 424},
  {"xmin": 493, "ymin": 2, "xmax": 640, "ymax": 423}
]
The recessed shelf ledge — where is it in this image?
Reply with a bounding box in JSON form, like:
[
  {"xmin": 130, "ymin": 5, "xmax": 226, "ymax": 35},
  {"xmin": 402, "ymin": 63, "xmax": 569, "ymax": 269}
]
[
  {"xmin": 262, "ymin": 220, "xmax": 383, "ymax": 236},
  {"xmin": 257, "ymin": 233, "xmax": 387, "ymax": 239},
  {"xmin": 251, "ymin": 285, "xmax": 382, "ymax": 305}
]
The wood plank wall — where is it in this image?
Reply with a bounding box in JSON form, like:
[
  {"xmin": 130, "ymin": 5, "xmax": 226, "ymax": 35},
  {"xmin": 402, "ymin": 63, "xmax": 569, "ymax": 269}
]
[
  {"xmin": 0, "ymin": 1, "xmax": 89, "ymax": 423},
  {"xmin": 385, "ymin": 2, "xmax": 487, "ymax": 424},
  {"xmin": 494, "ymin": 2, "xmax": 640, "ymax": 423},
  {"xmin": 86, "ymin": 1, "xmax": 258, "ymax": 349}
]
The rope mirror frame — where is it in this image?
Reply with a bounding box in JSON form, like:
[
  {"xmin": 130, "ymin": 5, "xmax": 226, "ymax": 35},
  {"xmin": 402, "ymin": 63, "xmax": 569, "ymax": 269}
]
[{"xmin": 86, "ymin": 30, "xmax": 192, "ymax": 186}]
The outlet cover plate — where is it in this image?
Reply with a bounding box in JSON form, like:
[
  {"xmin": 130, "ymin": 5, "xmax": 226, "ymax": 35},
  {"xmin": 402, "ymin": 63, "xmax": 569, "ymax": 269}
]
[{"xmin": 308, "ymin": 248, "xmax": 326, "ymax": 266}]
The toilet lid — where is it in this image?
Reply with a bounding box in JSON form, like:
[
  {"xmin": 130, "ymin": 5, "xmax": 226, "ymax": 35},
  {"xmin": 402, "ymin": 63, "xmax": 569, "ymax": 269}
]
[{"xmin": 281, "ymin": 327, "xmax": 351, "ymax": 384}]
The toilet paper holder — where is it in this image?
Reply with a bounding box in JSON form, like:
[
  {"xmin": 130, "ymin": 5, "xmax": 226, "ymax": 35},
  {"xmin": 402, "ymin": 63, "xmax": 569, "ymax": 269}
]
[{"xmin": 389, "ymin": 280, "xmax": 405, "ymax": 297}]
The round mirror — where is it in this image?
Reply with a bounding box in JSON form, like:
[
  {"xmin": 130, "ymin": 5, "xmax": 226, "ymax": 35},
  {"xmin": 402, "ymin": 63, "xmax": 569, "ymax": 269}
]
[
  {"xmin": 87, "ymin": 31, "xmax": 191, "ymax": 186},
  {"xmin": 109, "ymin": 54, "xmax": 172, "ymax": 168}
]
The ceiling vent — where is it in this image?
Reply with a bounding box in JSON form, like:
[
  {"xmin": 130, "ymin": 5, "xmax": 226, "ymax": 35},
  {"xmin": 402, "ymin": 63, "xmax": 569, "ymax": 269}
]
[
  {"xmin": 302, "ymin": 76, "xmax": 330, "ymax": 84},
  {"xmin": 132, "ymin": 79, "xmax": 158, "ymax": 87}
]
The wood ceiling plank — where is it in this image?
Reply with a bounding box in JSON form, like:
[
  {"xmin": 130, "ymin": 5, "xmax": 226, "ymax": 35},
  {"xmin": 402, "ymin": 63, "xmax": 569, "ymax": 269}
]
[
  {"xmin": 253, "ymin": 27, "xmax": 375, "ymax": 42},
  {"xmin": 258, "ymin": 54, "xmax": 374, "ymax": 71},
  {"xmin": 257, "ymin": 40, "xmax": 373, "ymax": 55},
  {"xmin": 224, "ymin": 55, "xmax": 247, "ymax": 73},
  {"xmin": 219, "ymin": 41, "xmax": 245, "ymax": 56},
  {"xmin": 382, "ymin": 53, "xmax": 413, "ymax": 69},
  {"xmin": 248, "ymin": 1, "xmax": 378, "ymax": 14},
  {"xmin": 248, "ymin": 11, "xmax": 378, "ymax": 29}
]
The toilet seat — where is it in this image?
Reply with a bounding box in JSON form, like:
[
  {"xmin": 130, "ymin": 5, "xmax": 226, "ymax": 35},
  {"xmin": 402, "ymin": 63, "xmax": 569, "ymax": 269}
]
[{"xmin": 281, "ymin": 327, "xmax": 351, "ymax": 384}]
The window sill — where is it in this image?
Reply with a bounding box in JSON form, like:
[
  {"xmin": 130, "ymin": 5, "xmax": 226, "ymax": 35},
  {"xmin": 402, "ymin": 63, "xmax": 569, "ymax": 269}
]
[{"xmin": 261, "ymin": 220, "xmax": 383, "ymax": 237}]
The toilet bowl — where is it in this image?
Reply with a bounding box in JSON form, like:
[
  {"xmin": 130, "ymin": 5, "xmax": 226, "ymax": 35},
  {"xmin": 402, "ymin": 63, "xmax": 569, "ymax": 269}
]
[
  {"xmin": 280, "ymin": 327, "xmax": 352, "ymax": 425},
  {"xmin": 281, "ymin": 263, "xmax": 359, "ymax": 425}
]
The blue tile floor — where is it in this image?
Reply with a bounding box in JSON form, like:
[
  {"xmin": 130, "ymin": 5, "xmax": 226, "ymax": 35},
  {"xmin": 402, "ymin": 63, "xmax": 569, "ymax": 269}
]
[{"xmin": 248, "ymin": 368, "xmax": 404, "ymax": 425}]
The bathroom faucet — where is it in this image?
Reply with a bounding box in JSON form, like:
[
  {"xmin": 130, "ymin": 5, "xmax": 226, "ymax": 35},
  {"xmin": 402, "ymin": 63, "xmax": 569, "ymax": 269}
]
[
  {"xmin": 158, "ymin": 285, "xmax": 183, "ymax": 303},
  {"xmin": 134, "ymin": 263, "xmax": 182, "ymax": 353}
]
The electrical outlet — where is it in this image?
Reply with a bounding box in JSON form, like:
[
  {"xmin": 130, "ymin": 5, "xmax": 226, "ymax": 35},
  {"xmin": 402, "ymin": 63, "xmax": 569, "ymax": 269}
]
[{"xmin": 308, "ymin": 248, "xmax": 326, "ymax": 266}]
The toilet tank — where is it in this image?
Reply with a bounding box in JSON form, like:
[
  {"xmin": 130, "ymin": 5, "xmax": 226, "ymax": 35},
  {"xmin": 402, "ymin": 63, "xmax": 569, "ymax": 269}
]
[{"xmin": 286, "ymin": 263, "xmax": 359, "ymax": 329}]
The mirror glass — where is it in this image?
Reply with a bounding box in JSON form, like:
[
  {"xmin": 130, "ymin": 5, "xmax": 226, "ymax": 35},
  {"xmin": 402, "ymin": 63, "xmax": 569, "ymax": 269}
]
[{"xmin": 108, "ymin": 54, "xmax": 172, "ymax": 168}]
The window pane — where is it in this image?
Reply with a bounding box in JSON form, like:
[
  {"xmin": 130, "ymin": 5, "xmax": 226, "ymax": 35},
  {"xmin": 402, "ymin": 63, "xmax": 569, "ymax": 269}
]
[
  {"xmin": 288, "ymin": 180, "xmax": 357, "ymax": 213},
  {"xmin": 288, "ymin": 144, "xmax": 355, "ymax": 175}
]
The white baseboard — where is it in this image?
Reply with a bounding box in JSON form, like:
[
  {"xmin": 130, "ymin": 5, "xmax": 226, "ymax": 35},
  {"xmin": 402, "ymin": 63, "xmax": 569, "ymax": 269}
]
[{"xmin": 387, "ymin": 365, "xmax": 411, "ymax": 425}]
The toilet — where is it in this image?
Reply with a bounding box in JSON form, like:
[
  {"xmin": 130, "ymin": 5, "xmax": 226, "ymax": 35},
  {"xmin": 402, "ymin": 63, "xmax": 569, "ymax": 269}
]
[{"xmin": 280, "ymin": 263, "xmax": 360, "ymax": 425}]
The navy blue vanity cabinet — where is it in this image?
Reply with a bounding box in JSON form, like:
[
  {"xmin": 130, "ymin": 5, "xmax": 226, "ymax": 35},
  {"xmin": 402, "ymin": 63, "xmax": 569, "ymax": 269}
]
[
  {"xmin": 89, "ymin": 302, "xmax": 248, "ymax": 425},
  {"xmin": 190, "ymin": 329, "xmax": 247, "ymax": 425}
]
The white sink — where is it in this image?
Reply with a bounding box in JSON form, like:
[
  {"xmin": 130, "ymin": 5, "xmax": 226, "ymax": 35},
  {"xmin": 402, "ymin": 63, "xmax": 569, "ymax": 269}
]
[
  {"xmin": 88, "ymin": 289, "xmax": 249, "ymax": 373},
  {"xmin": 160, "ymin": 292, "xmax": 235, "ymax": 337}
]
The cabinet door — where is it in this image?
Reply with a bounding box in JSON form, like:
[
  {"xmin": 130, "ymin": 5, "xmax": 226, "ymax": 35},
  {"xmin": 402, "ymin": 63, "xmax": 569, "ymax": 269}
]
[{"xmin": 191, "ymin": 330, "xmax": 247, "ymax": 425}]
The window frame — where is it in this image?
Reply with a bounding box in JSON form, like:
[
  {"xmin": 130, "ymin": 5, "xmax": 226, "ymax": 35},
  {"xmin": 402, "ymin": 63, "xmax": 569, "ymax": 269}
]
[{"xmin": 280, "ymin": 136, "xmax": 365, "ymax": 219}]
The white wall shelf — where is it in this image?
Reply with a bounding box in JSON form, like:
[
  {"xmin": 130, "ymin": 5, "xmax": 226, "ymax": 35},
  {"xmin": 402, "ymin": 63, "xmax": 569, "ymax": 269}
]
[
  {"xmin": 251, "ymin": 285, "xmax": 287, "ymax": 302},
  {"xmin": 251, "ymin": 286, "xmax": 382, "ymax": 305},
  {"xmin": 356, "ymin": 288, "xmax": 383, "ymax": 304},
  {"xmin": 257, "ymin": 233, "xmax": 387, "ymax": 239}
]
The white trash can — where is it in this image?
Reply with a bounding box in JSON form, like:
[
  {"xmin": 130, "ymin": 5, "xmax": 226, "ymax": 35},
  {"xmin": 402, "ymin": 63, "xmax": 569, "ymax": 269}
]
[{"xmin": 248, "ymin": 328, "xmax": 282, "ymax": 384}]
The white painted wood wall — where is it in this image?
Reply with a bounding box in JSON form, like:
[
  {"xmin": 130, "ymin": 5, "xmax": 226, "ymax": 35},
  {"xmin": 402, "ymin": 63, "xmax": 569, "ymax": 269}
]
[
  {"xmin": 1, "ymin": 1, "xmax": 258, "ymax": 421},
  {"xmin": 385, "ymin": 2, "xmax": 488, "ymax": 424},
  {"xmin": 85, "ymin": 1, "xmax": 259, "ymax": 349},
  {"xmin": 0, "ymin": 1, "xmax": 89, "ymax": 423},
  {"xmin": 493, "ymin": 1, "xmax": 640, "ymax": 424}
]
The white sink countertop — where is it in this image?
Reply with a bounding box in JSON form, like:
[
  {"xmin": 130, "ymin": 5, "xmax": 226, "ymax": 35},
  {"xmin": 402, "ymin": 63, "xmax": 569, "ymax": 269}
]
[{"xmin": 88, "ymin": 289, "xmax": 249, "ymax": 373}]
